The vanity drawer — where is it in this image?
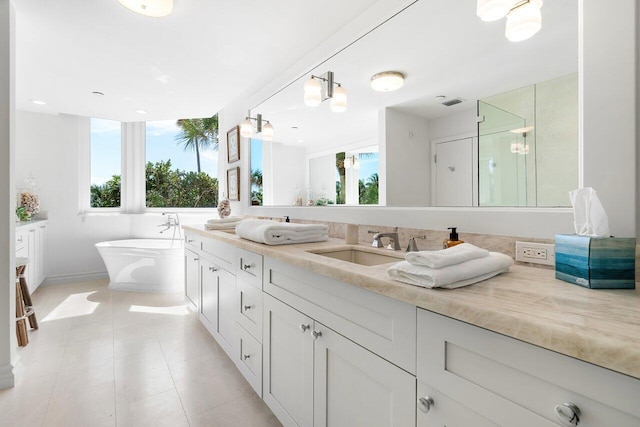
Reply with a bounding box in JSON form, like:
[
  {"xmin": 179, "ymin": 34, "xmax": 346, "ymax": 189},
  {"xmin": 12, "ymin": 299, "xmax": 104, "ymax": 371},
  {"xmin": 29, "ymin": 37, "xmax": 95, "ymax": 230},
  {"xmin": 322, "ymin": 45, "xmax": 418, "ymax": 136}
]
[
  {"xmin": 264, "ymin": 257, "xmax": 416, "ymax": 374},
  {"xmin": 236, "ymin": 248, "xmax": 263, "ymax": 289},
  {"xmin": 235, "ymin": 322, "xmax": 262, "ymax": 397},
  {"xmin": 416, "ymin": 309, "xmax": 640, "ymax": 426},
  {"xmin": 201, "ymin": 237, "xmax": 235, "ymax": 273},
  {"xmin": 15, "ymin": 230, "xmax": 26, "ymax": 253},
  {"xmin": 184, "ymin": 232, "xmax": 202, "ymax": 251},
  {"xmin": 237, "ymin": 278, "xmax": 262, "ymax": 342}
]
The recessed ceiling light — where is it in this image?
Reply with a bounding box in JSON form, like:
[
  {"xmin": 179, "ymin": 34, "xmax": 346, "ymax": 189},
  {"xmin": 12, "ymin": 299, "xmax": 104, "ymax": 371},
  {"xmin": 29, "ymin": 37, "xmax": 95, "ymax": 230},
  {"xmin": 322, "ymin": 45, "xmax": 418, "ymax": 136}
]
[
  {"xmin": 435, "ymin": 95, "xmax": 446, "ymax": 99},
  {"xmin": 30, "ymin": 99, "xmax": 47, "ymax": 105},
  {"xmin": 92, "ymin": 91, "xmax": 105, "ymax": 96},
  {"xmin": 135, "ymin": 109, "xmax": 148, "ymax": 114},
  {"xmin": 117, "ymin": 0, "xmax": 174, "ymax": 18},
  {"xmin": 370, "ymin": 71, "xmax": 405, "ymax": 92}
]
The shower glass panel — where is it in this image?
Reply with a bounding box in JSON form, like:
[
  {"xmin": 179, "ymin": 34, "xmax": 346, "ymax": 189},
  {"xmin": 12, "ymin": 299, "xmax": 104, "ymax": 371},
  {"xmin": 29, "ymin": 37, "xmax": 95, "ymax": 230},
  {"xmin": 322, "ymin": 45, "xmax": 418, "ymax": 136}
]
[{"xmin": 478, "ymin": 101, "xmax": 530, "ymax": 206}]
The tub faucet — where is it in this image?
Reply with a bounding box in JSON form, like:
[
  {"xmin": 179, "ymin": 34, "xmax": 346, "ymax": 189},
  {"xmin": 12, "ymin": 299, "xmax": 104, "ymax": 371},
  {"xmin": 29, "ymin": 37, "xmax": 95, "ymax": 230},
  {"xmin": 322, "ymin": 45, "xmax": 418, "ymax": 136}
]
[
  {"xmin": 159, "ymin": 212, "xmax": 182, "ymax": 243},
  {"xmin": 369, "ymin": 227, "xmax": 401, "ymax": 251}
]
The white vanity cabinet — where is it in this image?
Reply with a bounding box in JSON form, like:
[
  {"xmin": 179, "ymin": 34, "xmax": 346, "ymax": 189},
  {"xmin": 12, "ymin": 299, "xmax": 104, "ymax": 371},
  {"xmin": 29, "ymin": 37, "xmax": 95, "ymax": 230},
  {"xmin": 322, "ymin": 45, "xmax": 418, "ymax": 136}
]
[
  {"xmin": 263, "ymin": 293, "xmax": 416, "ymax": 427},
  {"xmin": 200, "ymin": 255, "xmax": 236, "ymax": 357},
  {"xmin": 184, "ymin": 248, "xmax": 200, "ymax": 310},
  {"xmin": 15, "ymin": 220, "xmax": 48, "ymax": 292},
  {"xmin": 416, "ymin": 309, "xmax": 640, "ymax": 427}
]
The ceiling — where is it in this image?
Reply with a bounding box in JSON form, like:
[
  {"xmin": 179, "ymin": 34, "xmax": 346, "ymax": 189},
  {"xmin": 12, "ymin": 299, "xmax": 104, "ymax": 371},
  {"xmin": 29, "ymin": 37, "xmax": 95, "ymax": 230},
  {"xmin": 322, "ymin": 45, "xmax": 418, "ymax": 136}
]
[
  {"xmin": 14, "ymin": 0, "xmax": 380, "ymax": 122},
  {"xmin": 252, "ymin": 0, "xmax": 578, "ymax": 153}
]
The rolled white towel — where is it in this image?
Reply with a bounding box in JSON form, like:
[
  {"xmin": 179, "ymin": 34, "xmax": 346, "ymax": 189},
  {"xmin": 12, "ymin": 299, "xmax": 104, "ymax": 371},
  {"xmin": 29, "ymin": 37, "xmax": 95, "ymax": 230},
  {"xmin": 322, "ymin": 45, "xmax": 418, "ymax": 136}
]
[
  {"xmin": 405, "ymin": 243, "xmax": 489, "ymax": 268},
  {"xmin": 207, "ymin": 216, "xmax": 242, "ymax": 225},
  {"xmin": 235, "ymin": 219, "xmax": 329, "ymax": 245},
  {"xmin": 387, "ymin": 252, "xmax": 513, "ymax": 289}
]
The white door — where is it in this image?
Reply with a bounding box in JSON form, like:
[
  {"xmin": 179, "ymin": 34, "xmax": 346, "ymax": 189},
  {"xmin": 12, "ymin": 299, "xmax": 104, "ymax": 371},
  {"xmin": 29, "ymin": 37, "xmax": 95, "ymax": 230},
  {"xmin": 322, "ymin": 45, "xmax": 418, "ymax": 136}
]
[
  {"xmin": 184, "ymin": 249, "xmax": 200, "ymax": 309},
  {"xmin": 263, "ymin": 294, "xmax": 314, "ymax": 427},
  {"xmin": 27, "ymin": 228, "xmax": 36, "ymax": 292},
  {"xmin": 200, "ymin": 258, "xmax": 218, "ymax": 328},
  {"xmin": 313, "ymin": 323, "xmax": 416, "ymax": 427},
  {"xmin": 36, "ymin": 224, "xmax": 46, "ymax": 287},
  {"xmin": 435, "ymin": 138, "xmax": 473, "ymax": 206},
  {"xmin": 417, "ymin": 381, "xmax": 498, "ymax": 427},
  {"xmin": 216, "ymin": 267, "xmax": 236, "ymax": 356}
]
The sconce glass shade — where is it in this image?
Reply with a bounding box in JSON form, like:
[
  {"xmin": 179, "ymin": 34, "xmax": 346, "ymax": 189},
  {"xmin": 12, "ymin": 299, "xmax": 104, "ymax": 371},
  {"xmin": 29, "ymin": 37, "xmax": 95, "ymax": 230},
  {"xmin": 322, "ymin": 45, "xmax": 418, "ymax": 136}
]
[
  {"xmin": 518, "ymin": 144, "xmax": 530, "ymax": 155},
  {"xmin": 476, "ymin": 0, "xmax": 512, "ymax": 22},
  {"xmin": 304, "ymin": 77, "xmax": 322, "ymax": 107},
  {"xmin": 343, "ymin": 156, "xmax": 352, "ymax": 169},
  {"xmin": 118, "ymin": 0, "xmax": 174, "ymax": 17},
  {"xmin": 330, "ymin": 86, "xmax": 347, "ymax": 113},
  {"xmin": 353, "ymin": 156, "xmax": 360, "ymax": 169},
  {"xmin": 240, "ymin": 118, "xmax": 253, "ymax": 138},
  {"xmin": 510, "ymin": 142, "xmax": 520, "ymax": 153},
  {"xmin": 370, "ymin": 71, "xmax": 404, "ymax": 92},
  {"xmin": 505, "ymin": 0, "xmax": 543, "ymax": 42},
  {"xmin": 262, "ymin": 122, "xmax": 274, "ymax": 141}
]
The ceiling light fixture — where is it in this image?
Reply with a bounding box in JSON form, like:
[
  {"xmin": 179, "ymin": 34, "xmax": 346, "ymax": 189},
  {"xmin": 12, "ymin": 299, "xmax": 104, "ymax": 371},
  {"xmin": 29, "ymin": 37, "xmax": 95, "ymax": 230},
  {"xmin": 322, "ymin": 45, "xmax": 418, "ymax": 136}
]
[
  {"xmin": 240, "ymin": 112, "xmax": 274, "ymax": 141},
  {"xmin": 370, "ymin": 71, "xmax": 405, "ymax": 92},
  {"xmin": 477, "ymin": 0, "xmax": 543, "ymax": 42},
  {"xmin": 303, "ymin": 71, "xmax": 347, "ymax": 113},
  {"xmin": 30, "ymin": 99, "xmax": 47, "ymax": 105},
  {"xmin": 117, "ymin": 0, "xmax": 174, "ymax": 18}
]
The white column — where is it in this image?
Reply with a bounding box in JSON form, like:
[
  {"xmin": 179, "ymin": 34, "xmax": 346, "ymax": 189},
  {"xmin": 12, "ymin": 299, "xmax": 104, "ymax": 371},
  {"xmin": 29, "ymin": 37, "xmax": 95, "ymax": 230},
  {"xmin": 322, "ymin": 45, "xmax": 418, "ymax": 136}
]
[
  {"xmin": 121, "ymin": 122, "xmax": 146, "ymax": 213},
  {"xmin": 0, "ymin": 0, "xmax": 16, "ymax": 389}
]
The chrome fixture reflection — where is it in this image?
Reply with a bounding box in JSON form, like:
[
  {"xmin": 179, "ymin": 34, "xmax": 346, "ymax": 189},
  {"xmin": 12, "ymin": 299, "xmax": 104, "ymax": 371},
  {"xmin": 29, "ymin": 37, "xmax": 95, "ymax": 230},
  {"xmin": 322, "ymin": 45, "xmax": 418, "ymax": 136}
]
[
  {"xmin": 343, "ymin": 155, "xmax": 359, "ymax": 169},
  {"xmin": 118, "ymin": 0, "xmax": 174, "ymax": 17},
  {"xmin": 370, "ymin": 71, "xmax": 405, "ymax": 92},
  {"xmin": 240, "ymin": 112, "xmax": 274, "ymax": 141},
  {"xmin": 477, "ymin": 0, "xmax": 543, "ymax": 42},
  {"xmin": 303, "ymin": 71, "xmax": 347, "ymax": 113}
]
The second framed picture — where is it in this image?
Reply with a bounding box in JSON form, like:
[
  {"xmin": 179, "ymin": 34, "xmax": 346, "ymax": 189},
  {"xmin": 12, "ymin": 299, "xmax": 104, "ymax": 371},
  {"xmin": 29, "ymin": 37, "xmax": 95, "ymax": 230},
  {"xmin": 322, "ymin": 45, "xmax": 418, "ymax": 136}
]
[
  {"xmin": 227, "ymin": 167, "xmax": 240, "ymax": 201},
  {"xmin": 227, "ymin": 126, "xmax": 240, "ymax": 163}
]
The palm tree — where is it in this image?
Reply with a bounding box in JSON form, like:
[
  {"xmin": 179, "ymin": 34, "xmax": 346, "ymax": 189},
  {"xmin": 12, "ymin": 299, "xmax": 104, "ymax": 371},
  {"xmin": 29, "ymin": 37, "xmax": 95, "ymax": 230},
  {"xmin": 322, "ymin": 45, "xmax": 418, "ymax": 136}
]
[{"xmin": 176, "ymin": 115, "xmax": 219, "ymax": 173}]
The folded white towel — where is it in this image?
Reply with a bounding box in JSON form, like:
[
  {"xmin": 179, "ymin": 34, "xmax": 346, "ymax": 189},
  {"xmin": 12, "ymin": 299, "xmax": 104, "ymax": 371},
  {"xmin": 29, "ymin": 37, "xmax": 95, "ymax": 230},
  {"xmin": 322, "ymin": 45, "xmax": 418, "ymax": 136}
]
[
  {"xmin": 207, "ymin": 216, "xmax": 242, "ymax": 225},
  {"xmin": 235, "ymin": 219, "xmax": 329, "ymax": 245},
  {"xmin": 387, "ymin": 252, "xmax": 513, "ymax": 289},
  {"xmin": 405, "ymin": 243, "xmax": 489, "ymax": 268}
]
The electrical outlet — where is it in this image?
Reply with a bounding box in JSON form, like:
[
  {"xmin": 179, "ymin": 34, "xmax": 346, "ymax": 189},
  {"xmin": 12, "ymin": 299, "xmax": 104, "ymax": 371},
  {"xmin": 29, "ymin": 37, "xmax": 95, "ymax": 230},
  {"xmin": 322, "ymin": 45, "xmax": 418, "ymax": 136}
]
[{"xmin": 515, "ymin": 241, "xmax": 555, "ymax": 266}]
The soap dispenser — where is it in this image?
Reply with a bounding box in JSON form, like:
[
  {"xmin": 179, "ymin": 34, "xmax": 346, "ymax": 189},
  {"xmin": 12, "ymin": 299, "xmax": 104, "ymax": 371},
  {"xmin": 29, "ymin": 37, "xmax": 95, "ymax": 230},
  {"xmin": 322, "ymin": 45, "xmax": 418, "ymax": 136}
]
[{"xmin": 443, "ymin": 227, "xmax": 464, "ymax": 249}]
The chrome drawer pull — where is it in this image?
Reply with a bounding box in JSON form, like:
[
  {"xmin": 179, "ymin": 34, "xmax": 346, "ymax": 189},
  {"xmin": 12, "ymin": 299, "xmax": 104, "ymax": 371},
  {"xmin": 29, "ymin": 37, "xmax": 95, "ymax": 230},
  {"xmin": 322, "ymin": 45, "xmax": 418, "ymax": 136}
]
[
  {"xmin": 299, "ymin": 324, "xmax": 310, "ymax": 332},
  {"xmin": 243, "ymin": 305, "xmax": 251, "ymax": 311},
  {"xmin": 209, "ymin": 266, "xmax": 218, "ymax": 272},
  {"xmin": 417, "ymin": 396, "xmax": 434, "ymax": 413},
  {"xmin": 187, "ymin": 239, "xmax": 195, "ymax": 243},
  {"xmin": 312, "ymin": 330, "xmax": 322, "ymax": 339},
  {"xmin": 554, "ymin": 402, "xmax": 581, "ymax": 426},
  {"xmin": 243, "ymin": 263, "xmax": 252, "ymax": 270},
  {"xmin": 243, "ymin": 354, "xmax": 251, "ymax": 360}
]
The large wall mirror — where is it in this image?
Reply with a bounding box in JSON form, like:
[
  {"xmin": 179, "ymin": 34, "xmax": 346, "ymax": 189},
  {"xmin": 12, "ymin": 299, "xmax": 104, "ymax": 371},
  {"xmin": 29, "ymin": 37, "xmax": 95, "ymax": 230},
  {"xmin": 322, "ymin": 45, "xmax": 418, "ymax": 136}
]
[{"xmin": 249, "ymin": 0, "xmax": 578, "ymax": 208}]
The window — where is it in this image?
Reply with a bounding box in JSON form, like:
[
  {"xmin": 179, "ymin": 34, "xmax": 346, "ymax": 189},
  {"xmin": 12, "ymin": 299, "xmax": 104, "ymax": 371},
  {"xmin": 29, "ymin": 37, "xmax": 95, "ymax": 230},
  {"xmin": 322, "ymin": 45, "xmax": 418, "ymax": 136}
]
[
  {"xmin": 250, "ymin": 138, "xmax": 263, "ymax": 206},
  {"xmin": 145, "ymin": 117, "xmax": 219, "ymax": 208},
  {"xmin": 335, "ymin": 150, "xmax": 379, "ymax": 205},
  {"xmin": 90, "ymin": 118, "xmax": 121, "ymax": 208}
]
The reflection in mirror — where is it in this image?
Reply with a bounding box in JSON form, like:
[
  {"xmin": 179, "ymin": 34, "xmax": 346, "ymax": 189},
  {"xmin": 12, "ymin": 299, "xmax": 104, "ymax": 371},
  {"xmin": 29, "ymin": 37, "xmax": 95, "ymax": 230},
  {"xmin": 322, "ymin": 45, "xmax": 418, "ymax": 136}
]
[
  {"xmin": 250, "ymin": 138, "xmax": 263, "ymax": 206},
  {"xmin": 249, "ymin": 0, "xmax": 578, "ymax": 208}
]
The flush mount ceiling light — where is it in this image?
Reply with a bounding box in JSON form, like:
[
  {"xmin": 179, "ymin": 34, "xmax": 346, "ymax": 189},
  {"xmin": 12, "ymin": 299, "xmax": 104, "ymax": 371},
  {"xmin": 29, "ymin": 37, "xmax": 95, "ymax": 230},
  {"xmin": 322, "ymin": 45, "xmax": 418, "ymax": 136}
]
[
  {"xmin": 240, "ymin": 112, "xmax": 274, "ymax": 141},
  {"xmin": 477, "ymin": 0, "xmax": 543, "ymax": 42},
  {"xmin": 370, "ymin": 71, "xmax": 405, "ymax": 92},
  {"xmin": 117, "ymin": 0, "xmax": 174, "ymax": 18},
  {"xmin": 303, "ymin": 71, "xmax": 347, "ymax": 113}
]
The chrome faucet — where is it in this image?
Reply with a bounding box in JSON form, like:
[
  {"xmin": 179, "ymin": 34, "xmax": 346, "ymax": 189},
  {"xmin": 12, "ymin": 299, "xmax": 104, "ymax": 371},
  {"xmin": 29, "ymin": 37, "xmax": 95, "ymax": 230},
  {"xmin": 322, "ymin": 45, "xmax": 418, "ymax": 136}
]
[
  {"xmin": 158, "ymin": 212, "xmax": 182, "ymax": 245},
  {"xmin": 368, "ymin": 227, "xmax": 401, "ymax": 251},
  {"xmin": 406, "ymin": 235, "xmax": 426, "ymax": 252}
]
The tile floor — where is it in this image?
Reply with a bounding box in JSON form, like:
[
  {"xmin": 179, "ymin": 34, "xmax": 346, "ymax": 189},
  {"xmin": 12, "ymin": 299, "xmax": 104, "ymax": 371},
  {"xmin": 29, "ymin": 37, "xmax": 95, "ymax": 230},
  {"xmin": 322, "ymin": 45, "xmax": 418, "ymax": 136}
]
[{"xmin": 0, "ymin": 279, "xmax": 282, "ymax": 427}]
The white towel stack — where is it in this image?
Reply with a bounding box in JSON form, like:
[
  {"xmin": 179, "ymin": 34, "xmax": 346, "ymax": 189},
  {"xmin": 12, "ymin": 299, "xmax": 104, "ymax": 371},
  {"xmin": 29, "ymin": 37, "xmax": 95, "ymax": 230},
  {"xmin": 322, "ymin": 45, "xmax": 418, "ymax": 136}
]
[
  {"xmin": 235, "ymin": 219, "xmax": 329, "ymax": 245},
  {"xmin": 205, "ymin": 216, "xmax": 242, "ymax": 230},
  {"xmin": 387, "ymin": 243, "xmax": 513, "ymax": 289}
]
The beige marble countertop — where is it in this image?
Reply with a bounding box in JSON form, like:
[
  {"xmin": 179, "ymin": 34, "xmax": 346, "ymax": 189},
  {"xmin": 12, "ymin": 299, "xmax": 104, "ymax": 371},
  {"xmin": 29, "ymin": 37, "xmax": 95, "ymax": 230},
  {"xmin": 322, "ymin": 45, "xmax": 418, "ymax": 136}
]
[{"xmin": 184, "ymin": 225, "xmax": 640, "ymax": 380}]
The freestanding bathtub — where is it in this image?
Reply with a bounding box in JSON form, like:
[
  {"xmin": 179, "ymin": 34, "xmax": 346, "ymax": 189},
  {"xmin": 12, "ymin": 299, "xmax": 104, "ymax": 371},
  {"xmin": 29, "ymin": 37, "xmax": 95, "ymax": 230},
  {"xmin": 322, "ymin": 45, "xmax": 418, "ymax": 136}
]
[{"xmin": 95, "ymin": 239, "xmax": 184, "ymax": 293}]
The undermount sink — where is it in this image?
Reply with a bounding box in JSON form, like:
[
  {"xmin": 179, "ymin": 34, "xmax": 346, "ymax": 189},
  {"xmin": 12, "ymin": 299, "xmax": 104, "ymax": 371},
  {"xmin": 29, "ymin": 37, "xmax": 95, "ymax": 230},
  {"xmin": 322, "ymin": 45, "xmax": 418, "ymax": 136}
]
[{"xmin": 308, "ymin": 247, "xmax": 403, "ymax": 266}]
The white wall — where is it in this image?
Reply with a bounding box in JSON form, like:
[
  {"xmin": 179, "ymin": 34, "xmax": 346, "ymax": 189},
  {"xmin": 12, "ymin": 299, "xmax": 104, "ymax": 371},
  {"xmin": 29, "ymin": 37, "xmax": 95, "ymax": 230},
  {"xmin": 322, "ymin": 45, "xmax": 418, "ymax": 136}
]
[
  {"xmin": 383, "ymin": 108, "xmax": 430, "ymax": 206},
  {"xmin": 308, "ymin": 154, "xmax": 337, "ymax": 203},
  {"xmin": 264, "ymin": 142, "xmax": 306, "ymax": 206},
  {"xmin": 429, "ymin": 107, "xmax": 477, "ymax": 141},
  {"xmin": 0, "ymin": 0, "xmax": 16, "ymax": 389}
]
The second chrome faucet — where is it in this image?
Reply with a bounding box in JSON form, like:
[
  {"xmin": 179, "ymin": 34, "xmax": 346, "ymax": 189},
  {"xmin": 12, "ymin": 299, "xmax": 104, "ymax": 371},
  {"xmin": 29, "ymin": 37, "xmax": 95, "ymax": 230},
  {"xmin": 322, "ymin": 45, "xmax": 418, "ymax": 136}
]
[{"xmin": 368, "ymin": 227, "xmax": 401, "ymax": 251}]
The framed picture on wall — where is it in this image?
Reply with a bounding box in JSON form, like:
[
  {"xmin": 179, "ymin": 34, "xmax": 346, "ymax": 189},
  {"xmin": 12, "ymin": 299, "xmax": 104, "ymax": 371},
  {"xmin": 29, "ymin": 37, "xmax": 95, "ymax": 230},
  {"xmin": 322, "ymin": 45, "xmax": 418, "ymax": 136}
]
[
  {"xmin": 227, "ymin": 167, "xmax": 240, "ymax": 201},
  {"xmin": 227, "ymin": 126, "xmax": 240, "ymax": 163}
]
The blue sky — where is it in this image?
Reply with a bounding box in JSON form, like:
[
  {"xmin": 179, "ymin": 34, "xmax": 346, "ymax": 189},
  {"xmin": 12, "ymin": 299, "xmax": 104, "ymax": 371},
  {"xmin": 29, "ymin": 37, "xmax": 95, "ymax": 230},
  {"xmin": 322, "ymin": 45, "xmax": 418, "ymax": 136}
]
[{"xmin": 90, "ymin": 118, "xmax": 219, "ymax": 185}]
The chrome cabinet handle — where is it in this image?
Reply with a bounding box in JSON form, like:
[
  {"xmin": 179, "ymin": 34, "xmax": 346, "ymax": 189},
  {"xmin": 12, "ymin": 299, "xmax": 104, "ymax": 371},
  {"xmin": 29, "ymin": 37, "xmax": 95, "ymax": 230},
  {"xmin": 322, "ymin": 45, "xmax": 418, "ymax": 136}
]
[
  {"xmin": 243, "ymin": 305, "xmax": 251, "ymax": 311},
  {"xmin": 299, "ymin": 324, "xmax": 310, "ymax": 332},
  {"xmin": 417, "ymin": 396, "xmax": 434, "ymax": 413},
  {"xmin": 17, "ymin": 237, "xmax": 23, "ymax": 243},
  {"xmin": 209, "ymin": 266, "xmax": 218, "ymax": 272},
  {"xmin": 243, "ymin": 354, "xmax": 251, "ymax": 360},
  {"xmin": 243, "ymin": 263, "xmax": 252, "ymax": 270},
  {"xmin": 312, "ymin": 330, "xmax": 322, "ymax": 339},
  {"xmin": 187, "ymin": 239, "xmax": 195, "ymax": 243},
  {"xmin": 193, "ymin": 257, "xmax": 199, "ymax": 262},
  {"xmin": 554, "ymin": 403, "xmax": 581, "ymax": 426},
  {"xmin": 29, "ymin": 229, "xmax": 35, "ymax": 233}
]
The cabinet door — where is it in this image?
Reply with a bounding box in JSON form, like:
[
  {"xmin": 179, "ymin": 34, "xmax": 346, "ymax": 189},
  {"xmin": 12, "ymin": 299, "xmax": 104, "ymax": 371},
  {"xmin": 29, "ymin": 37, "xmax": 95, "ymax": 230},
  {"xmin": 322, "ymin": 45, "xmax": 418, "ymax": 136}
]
[
  {"xmin": 27, "ymin": 228, "xmax": 36, "ymax": 292},
  {"xmin": 200, "ymin": 258, "xmax": 219, "ymax": 329},
  {"xmin": 36, "ymin": 224, "xmax": 46, "ymax": 286},
  {"xmin": 184, "ymin": 249, "xmax": 200, "ymax": 309},
  {"xmin": 417, "ymin": 381, "xmax": 498, "ymax": 427},
  {"xmin": 313, "ymin": 323, "xmax": 416, "ymax": 427},
  {"xmin": 217, "ymin": 267, "xmax": 236, "ymax": 356},
  {"xmin": 263, "ymin": 294, "xmax": 314, "ymax": 427}
]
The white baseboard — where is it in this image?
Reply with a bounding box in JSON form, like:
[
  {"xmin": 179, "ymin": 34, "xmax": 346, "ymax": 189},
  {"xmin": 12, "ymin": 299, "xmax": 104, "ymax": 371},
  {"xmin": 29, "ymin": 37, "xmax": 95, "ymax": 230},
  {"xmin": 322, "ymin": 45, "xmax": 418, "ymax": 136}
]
[
  {"xmin": 0, "ymin": 363, "xmax": 15, "ymax": 390},
  {"xmin": 41, "ymin": 271, "xmax": 108, "ymax": 286}
]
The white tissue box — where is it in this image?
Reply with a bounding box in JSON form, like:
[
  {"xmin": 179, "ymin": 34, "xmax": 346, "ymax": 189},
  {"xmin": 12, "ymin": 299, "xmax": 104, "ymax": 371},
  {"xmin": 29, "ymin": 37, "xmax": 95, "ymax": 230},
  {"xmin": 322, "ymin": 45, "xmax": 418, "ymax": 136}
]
[{"xmin": 555, "ymin": 235, "xmax": 636, "ymax": 289}]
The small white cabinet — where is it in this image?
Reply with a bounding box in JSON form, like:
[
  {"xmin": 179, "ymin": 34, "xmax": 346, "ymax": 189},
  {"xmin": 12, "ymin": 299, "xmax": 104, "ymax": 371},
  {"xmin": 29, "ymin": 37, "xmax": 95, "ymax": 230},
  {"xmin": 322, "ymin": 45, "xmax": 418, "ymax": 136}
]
[
  {"xmin": 263, "ymin": 293, "xmax": 416, "ymax": 427},
  {"xmin": 15, "ymin": 220, "xmax": 48, "ymax": 292},
  {"xmin": 184, "ymin": 248, "xmax": 200, "ymax": 310}
]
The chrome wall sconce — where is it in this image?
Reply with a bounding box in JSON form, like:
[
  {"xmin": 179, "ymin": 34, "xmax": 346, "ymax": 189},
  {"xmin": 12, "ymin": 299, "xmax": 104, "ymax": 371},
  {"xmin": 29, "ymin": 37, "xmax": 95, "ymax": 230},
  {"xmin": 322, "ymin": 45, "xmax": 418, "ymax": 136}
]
[
  {"xmin": 477, "ymin": 0, "xmax": 544, "ymax": 42},
  {"xmin": 303, "ymin": 71, "xmax": 347, "ymax": 113},
  {"xmin": 240, "ymin": 112, "xmax": 274, "ymax": 141}
]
